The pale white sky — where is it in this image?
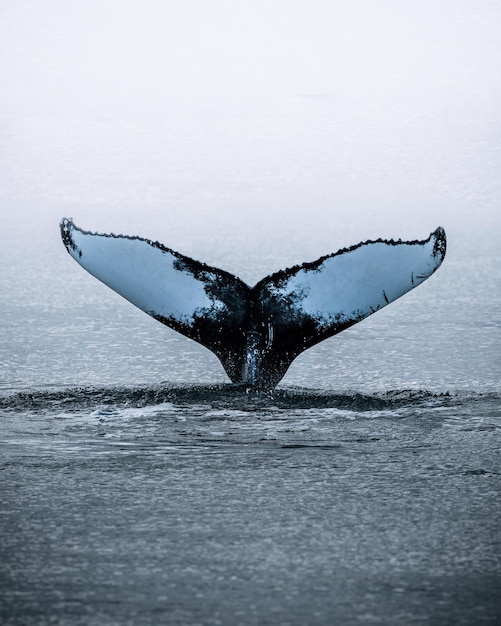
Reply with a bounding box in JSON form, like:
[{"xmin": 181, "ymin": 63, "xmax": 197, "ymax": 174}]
[
  {"xmin": 1, "ymin": 0, "xmax": 500, "ymax": 259},
  {"xmin": 2, "ymin": 0, "xmax": 499, "ymax": 110}
]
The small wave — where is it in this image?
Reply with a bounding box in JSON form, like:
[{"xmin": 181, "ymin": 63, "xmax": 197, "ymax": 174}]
[{"xmin": 0, "ymin": 383, "xmax": 496, "ymax": 416}]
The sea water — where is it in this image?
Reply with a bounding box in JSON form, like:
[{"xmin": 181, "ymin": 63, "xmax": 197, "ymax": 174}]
[{"xmin": 1, "ymin": 211, "xmax": 500, "ymax": 626}]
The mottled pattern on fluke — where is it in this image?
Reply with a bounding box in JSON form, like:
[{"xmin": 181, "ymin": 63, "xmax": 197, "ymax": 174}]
[{"xmin": 60, "ymin": 218, "xmax": 446, "ymax": 389}]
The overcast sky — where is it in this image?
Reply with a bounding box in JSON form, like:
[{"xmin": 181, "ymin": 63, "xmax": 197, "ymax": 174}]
[
  {"xmin": 2, "ymin": 1, "xmax": 500, "ymax": 108},
  {"xmin": 1, "ymin": 0, "xmax": 500, "ymax": 262}
]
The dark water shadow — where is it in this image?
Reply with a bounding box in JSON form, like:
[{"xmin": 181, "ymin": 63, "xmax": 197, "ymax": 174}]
[{"xmin": 1, "ymin": 383, "xmax": 495, "ymax": 415}]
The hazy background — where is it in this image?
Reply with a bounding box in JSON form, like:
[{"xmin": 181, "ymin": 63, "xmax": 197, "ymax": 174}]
[{"xmin": 1, "ymin": 0, "xmax": 500, "ymax": 386}]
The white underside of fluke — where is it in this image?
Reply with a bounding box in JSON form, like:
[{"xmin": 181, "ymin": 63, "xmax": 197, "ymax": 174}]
[
  {"xmin": 264, "ymin": 233, "xmax": 444, "ymax": 331},
  {"xmin": 62, "ymin": 219, "xmax": 224, "ymax": 327}
]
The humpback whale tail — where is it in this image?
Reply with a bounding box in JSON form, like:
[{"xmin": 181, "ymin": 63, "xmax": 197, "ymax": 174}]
[{"xmin": 60, "ymin": 219, "xmax": 446, "ymax": 389}]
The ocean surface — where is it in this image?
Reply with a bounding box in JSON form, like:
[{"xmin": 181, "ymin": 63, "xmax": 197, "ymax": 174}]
[{"xmin": 1, "ymin": 211, "xmax": 500, "ymax": 625}]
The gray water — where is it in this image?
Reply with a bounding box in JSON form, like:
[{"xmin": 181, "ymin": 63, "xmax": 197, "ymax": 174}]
[
  {"xmin": 1, "ymin": 217, "xmax": 500, "ymax": 625},
  {"xmin": 0, "ymin": 385, "xmax": 499, "ymax": 626}
]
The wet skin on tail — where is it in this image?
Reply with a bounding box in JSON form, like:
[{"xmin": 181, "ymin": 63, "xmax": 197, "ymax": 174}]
[{"xmin": 60, "ymin": 219, "xmax": 446, "ymax": 389}]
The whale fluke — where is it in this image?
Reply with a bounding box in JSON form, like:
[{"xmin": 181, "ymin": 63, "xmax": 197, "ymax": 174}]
[{"xmin": 60, "ymin": 218, "xmax": 446, "ymax": 389}]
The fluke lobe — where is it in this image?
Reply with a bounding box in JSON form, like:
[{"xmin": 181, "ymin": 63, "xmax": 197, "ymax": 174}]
[{"xmin": 60, "ymin": 219, "xmax": 446, "ymax": 390}]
